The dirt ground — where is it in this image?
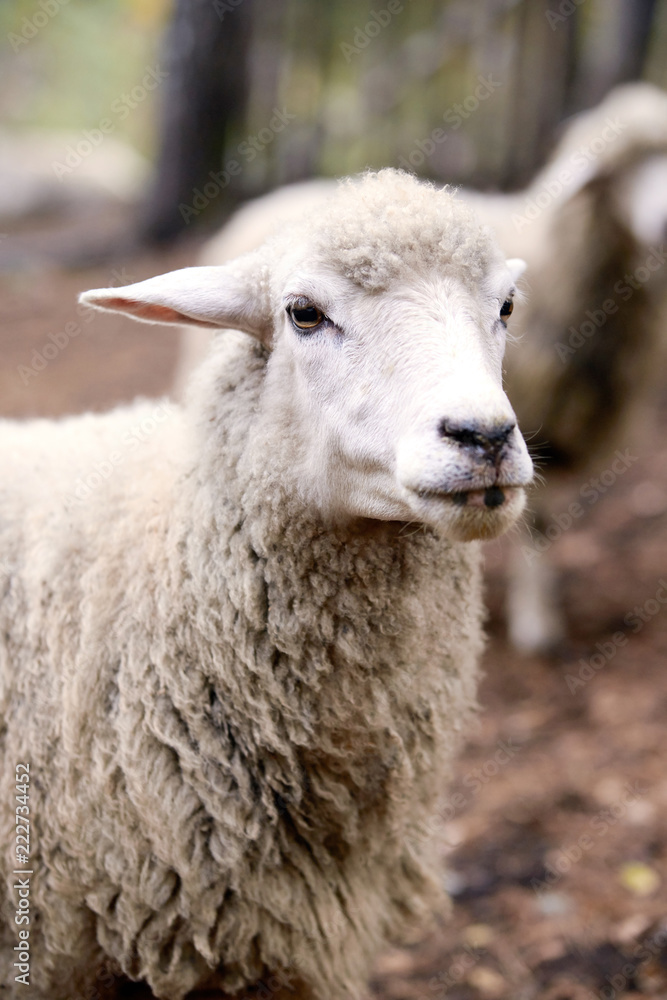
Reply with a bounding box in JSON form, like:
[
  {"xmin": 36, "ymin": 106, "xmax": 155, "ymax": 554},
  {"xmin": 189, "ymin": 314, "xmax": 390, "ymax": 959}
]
[{"xmin": 1, "ymin": 205, "xmax": 666, "ymax": 1000}]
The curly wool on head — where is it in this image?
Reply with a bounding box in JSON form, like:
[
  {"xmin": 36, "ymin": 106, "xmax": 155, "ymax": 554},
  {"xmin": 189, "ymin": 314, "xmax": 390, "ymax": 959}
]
[{"xmin": 308, "ymin": 169, "xmax": 499, "ymax": 291}]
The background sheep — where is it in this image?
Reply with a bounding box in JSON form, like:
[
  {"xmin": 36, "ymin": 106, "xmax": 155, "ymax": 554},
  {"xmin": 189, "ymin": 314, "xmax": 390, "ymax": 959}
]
[
  {"xmin": 0, "ymin": 170, "xmax": 532, "ymax": 1000},
  {"xmin": 172, "ymin": 82, "xmax": 667, "ymax": 652},
  {"xmin": 473, "ymin": 81, "xmax": 667, "ymax": 650}
]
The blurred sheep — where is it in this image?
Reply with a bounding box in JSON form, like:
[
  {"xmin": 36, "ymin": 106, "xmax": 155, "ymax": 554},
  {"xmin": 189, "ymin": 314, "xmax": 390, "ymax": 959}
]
[{"xmin": 474, "ymin": 82, "xmax": 667, "ymax": 650}]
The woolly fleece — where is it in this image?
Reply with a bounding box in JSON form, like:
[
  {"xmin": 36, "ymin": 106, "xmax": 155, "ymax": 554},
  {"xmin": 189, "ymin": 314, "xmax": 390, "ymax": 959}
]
[{"xmin": 0, "ymin": 170, "xmax": 507, "ymax": 1000}]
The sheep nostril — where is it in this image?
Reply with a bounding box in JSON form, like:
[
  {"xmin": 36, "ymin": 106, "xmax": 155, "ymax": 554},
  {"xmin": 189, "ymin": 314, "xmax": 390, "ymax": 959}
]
[{"xmin": 439, "ymin": 420, "xmax": 515, "ymax": 459}]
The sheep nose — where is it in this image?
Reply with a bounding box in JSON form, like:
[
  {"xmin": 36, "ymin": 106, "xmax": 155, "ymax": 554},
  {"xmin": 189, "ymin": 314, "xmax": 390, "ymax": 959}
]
[{"xmin": 439, "ymin": 419, "xmax": 516, "ymax": 461}]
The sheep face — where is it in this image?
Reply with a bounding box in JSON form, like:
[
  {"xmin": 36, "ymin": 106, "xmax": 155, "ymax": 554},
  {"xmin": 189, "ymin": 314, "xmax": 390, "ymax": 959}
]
[
  {"xmin": 82, "ymin": 261, "xmax": 531, "ymax": 542},
  {"xmin": 260, "ymin": 254, "xmax": 532, "ymax": 539}
]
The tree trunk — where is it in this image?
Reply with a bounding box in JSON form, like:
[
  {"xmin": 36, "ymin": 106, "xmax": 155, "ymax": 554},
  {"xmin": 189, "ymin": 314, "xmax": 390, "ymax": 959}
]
[
  {"xmin": 571, "ymin": 0, "xmax": 658, "ymax": 110},
  {"xmin": 138, "ymin": 0, "xmax": 254, "ymax": 244}
]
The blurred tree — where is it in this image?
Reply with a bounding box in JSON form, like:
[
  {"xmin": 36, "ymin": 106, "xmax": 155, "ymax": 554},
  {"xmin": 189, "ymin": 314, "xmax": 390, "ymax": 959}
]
[
  {"xmin": 572, "ymin": 0, "xmax": 659, "ymax": 108},
  {"xmin": 496, "ymin": 0, "xmax": 581, "ymax": 189},
  {"xmin": 138, "ymin": 0, "xmax": 254, "ymax": 243},
  {"xmin": 135, "ymin": 0, "xmax": 664, "ymax": 242}
]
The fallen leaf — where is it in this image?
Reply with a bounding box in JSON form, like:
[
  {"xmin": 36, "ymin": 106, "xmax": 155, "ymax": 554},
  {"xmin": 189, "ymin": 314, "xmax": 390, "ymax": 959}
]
[{"xmin": 618, "ymin": 862, "xmax": 660, "ymax": 897}]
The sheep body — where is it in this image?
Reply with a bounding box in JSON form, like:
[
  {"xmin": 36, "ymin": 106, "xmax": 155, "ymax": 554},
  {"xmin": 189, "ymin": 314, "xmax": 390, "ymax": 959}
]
[
  {"xmin": 0, "ymin": 381, "xmax": 480, "ymax": 998},
  {"xmin": 0, "ymin": 170, "xmax": 530, "ymax": 999}
]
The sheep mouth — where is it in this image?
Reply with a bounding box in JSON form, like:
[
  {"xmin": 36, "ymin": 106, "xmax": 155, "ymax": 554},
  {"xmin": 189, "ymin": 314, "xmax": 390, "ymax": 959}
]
[{"xmin": 416, "ymin": 484, "xmax": 524, "ymax": 510}]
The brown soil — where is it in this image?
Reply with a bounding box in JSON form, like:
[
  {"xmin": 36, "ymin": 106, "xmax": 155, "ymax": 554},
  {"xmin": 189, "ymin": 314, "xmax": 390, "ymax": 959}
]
[{"xmin": 1, "ymin": 207, "xmax": 665, "ymax": 1000}]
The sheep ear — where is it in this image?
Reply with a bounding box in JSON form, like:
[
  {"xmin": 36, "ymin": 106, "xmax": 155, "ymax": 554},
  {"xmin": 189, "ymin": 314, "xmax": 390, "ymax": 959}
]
[
  {"xmin": 506, "ymin": 258, "xmax": 526, "ymax": 282},
  {"xmin": 79, "ymin": 255, "xmax": 273, "ymax": 344}
]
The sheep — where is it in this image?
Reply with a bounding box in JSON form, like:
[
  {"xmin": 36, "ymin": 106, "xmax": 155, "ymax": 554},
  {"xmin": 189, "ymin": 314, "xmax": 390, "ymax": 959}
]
[
  {"xmin": 0, "ymin": 169, "xmax": 532, "ymax": 1000},
  {"xmin": 472, "ymin": 81, "xmax": 667, "ymax": 650},
  {"xmin": 172, "ymin": 82, "xmax": 667, "ymax": 651}
]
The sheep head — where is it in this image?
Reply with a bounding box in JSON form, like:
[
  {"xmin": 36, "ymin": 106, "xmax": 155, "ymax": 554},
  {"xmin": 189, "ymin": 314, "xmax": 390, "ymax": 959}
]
[{"xmin": 81, "ymin": 170, "xmax": 533, "ymax": 540}]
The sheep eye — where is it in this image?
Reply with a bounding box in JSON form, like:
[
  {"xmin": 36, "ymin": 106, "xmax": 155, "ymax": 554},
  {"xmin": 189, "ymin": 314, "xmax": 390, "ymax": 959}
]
[
  {"xmin": 287, "ymin": 301, "xmax": 325, "ymax": 331},
  {"xmin": 500, "ymin": 299, "xmax": 514, "ymax": 322}
]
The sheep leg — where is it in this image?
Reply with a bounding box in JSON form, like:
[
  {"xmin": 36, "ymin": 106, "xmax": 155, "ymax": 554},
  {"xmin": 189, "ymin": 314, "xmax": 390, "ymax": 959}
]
[{"xmin": 506, "ymin": 521, "xmax": 565, "ymax": 653}]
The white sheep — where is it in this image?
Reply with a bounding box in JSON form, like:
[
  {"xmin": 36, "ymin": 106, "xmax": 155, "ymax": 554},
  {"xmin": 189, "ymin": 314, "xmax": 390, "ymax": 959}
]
[
  {"xmin": 173, "ymin": 82, "xmax": 667, "ymax": 652},
  {"xmin": 475, "ymin": 81, "xmax": 667, "ymax": 650},
  {"xmin": 0, "ymin": 169, "xmax": 532, "ymax": 1000}
]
